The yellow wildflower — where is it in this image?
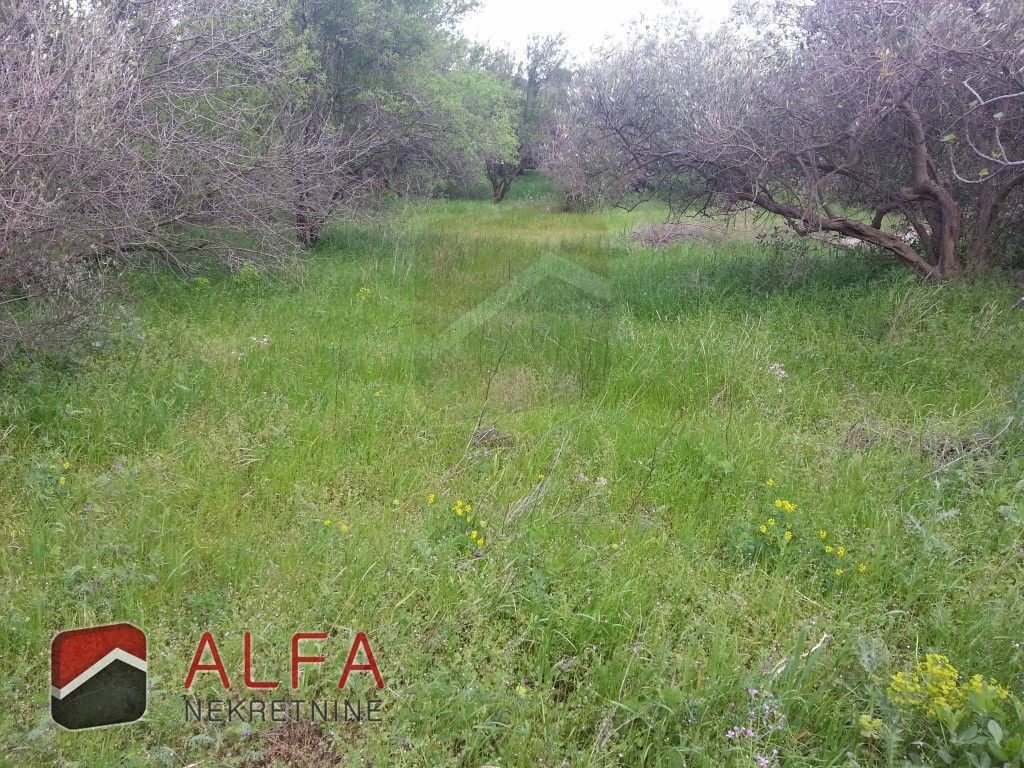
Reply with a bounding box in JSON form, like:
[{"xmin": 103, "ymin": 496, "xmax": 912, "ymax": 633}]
[
  {"xmin": 427, "ymin": 493, "xmax": 436, "ymax": 504},
  {"xmin": 766, "ymin": 478, "xmax": 776, "ymax": 487},
  {"xmin": 59, "ymin": 476, "xmax": 67, "ymax": 486},
  {"xmin": 477, "ymin": 538, "xmax": 485, "ymax": 547},
  {"xmin": 62, "ymin": 461, "xmax": 71, "ymax": 470},
  {"xmin": 818, "ymin": 530, "xmax": 827, "ymax": 540},
  {"xmin": 858, "ymin": 714, "xmax": 883, "ymax": 739},
  {"xmin": 835, "ymin": 567, "xmax": 844, "ymax": 576},
  {"xmin": 783, "ymin": 530, "xmax": 793, "ymax": 541},
  {"xmin": 759, "ymin": 525, "xmax": 767, "ymax": 534},
  {"xmin": 323, "ymin": 519, "xmax": 332, "ymax": 525},
  {"xmin": 339, "ymin": 523, "xmax": 350, "ymax": 533},
  {"xmin": 767, "ymin": 518, "xmax": 776, "ymax": 527},
  {"xmin": 825, "ymin": 545, "xmax": 834, "ymax": 554},
  {"xmin": 470, "ymin": 530, "xmax": 478, "ymax": 539},
  {"xmin": 889, "ymin": 654, "xmax": 966, "ymax": 716},
  {"xmin": 857, "ymin": 563, "xmax": 866, "ymax": 573},
  {"xmin": 836, "ymin": 546, "xmax": 846, "ymax": 558}
]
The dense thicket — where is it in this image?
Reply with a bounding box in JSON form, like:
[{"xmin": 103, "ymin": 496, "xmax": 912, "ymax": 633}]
[
  {"xmin": 550, "ymin": 0, "xmax": 1024, "ymax": 278},
  {"xmin": 0, "ymin": 0, "xmax": 520, "ymax": 357},
  {"xmin": 474, "ymin": 34, "xmax": 571, "ymax": 201}
]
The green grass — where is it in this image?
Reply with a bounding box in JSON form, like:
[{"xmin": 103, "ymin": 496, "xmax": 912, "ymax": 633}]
[{"xmin": 2, "ymin": 174, "xmax": 1023, "ymax": 767}]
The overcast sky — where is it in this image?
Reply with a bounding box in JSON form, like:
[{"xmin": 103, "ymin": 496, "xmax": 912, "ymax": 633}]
[{"xmin": 459, "ymin": 0, "xmax": 733, "ymax": 61}]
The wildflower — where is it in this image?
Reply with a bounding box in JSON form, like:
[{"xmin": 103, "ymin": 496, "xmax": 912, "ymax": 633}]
[
  {"xmin": 725, "ymin": 725, "xmax": 755, "ymax": 740},
  {"xmin": 476, "ymin": 538, "xmax": 485, "ymax": 547},
  {"xmin": 537, "ymin": 473, "xmax": 545, "ymax": 481},
  {"xmin": 59, "ymin": 476, "xmax": 67, "ymax": 486},
  {"xmin": 767, "ymin": 518, "xmax": 776, "ymax": 526},
  {"xmin": 470, "ymin": 530, "xmax": 477, "ymax": 539},
  {"xmin": 759, "ymin": 525, "xmax": 768, "ymax": 534},
  {"xmin": 323, "ymin": 519, "xmax": 332, "ymax": 526},
  {"xmin": 774, "ymin": 499, "xmax": 783, "ymax": 509},
  {"xmin": 62, "ymin": 461, "xmax": 71, "ymax": 470},
  {"xmin": 427, "ymin": 493, "xmax": 436, "ymax": 504},
  {"xmin": 766, "ymin": 478, "xmax": 776, "ymax": 487},
  {"xmin": 889, "ymin": 654, "xmax": 965, "ymax": 715},
  {"xmin": 858, "ymin": 714, "xmax": 883, "ymax": 739},
  {"xmin": 514, "ymin": 684, "xmax": 528, "ymax": 696},
  {"xmin": 836, "ymin": 546, "xmax": 846, "ymax": 558},
  {"xmin": 825, "ymin": 545, "xmax": 834, "ymax": 554},
  {"xmin": 339, "ymin": 523, "xmax": 350, "ymax": 533},
  {"xmin": 857, "ymin": 563, "xmax": 866, "ymax": 573},
  {"xmin": 611, "ymin": 543, "xmax": 619, "ymax": 550},
  {"xmin": 965, "ymin": 675, "xmax": 986, "ymax": 695},
  {"xmin": 465, "ymin": 503, "xmax": 472, "ymax": 513},
  {"xmin": 479, "ymin": 520, "xmax": 487, "ymax": 528},
  {"xmin": 834, "ymin": 568, "xmax": 844, "ymax": 576},
  {"xmin": 595, "ymin": 476, "xmax": 608, "ymax": 487},
  {"xmin": 455, "ymin": 508, "xmax": 464, "ymax": 517},
  {"xmin": 818, "ymin": 530, "xmax": 827, "ymax": 540},
  {"xmin": 783, "ymin": 530, "xmax": 793, "ymax": 541}
]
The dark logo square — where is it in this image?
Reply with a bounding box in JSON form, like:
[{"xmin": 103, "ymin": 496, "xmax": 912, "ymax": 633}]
[{"xmin": 51, "ymin": 622, "xmax": 147, "ymax": 730}]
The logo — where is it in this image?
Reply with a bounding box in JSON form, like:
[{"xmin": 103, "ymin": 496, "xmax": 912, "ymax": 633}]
[
  {"xmin": 182, "ymin": 631, "xmax": 385, "ymax": 724},
  {"xmin": 437, "ymin": 253, "xmax": 612, "ymax": 345},
  {"xmin": 51, "ymin": 622, "xmax": 147, "ymax": 730},
  {"xmin": 415, "ymin": 250, "xmax": 613, "ymax": 417}
]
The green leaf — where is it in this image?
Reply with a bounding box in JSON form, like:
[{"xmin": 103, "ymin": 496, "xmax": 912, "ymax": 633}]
[
  {"xmin": 987, "ymin": 718, "xmax": 1003, "ymax": 744},
  {"xmin": 960, "ymin": 724, "xmax": 979, "ymax": 742}
]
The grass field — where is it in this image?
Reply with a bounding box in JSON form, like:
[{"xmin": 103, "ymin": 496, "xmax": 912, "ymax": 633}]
[{"xmin": 2, "ymin": 173, "xmax": 1023, "ymax": 767}]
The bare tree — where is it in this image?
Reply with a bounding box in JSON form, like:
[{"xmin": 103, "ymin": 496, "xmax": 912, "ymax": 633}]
[
  {"xmin": 0, "ymin": 0, "xmax": 348, "ymax": 355},
  {"xmin": 556, "ymin": 0, "xmax": 1024, "ymax": 278}
]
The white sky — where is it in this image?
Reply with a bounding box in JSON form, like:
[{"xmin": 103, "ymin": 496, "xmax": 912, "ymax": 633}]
[{"xmin": 460, "ymin": 0, "xmax": 734, "ymax": 61}]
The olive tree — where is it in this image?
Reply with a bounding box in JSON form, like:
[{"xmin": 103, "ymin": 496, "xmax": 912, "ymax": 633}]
[{"xmin": 556, "ymin": 0, "xmax": 1024, "ymax": 278}]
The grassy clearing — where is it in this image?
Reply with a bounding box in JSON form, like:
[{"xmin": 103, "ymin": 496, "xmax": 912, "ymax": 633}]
[{"xmin": 2, "ymin": 173, "xmax": 1023, "ymax": 767}]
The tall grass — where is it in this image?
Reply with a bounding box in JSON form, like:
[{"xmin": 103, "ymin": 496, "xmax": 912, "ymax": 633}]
[{"xmin": 1, "ymin": 176, "xmax": 1022, "ymax": 766}]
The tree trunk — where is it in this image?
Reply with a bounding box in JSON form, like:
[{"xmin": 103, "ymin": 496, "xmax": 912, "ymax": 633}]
[
  {"xmin": 486, "ymin": 159, "xmax": 521, "ymax": 203},
  {"xmin": 966, "ymin": 173, "xmax": 1024, "ymax": 271},
  {"xmin": 899, "ymin": 102, "xmax": 962, "ymax": 278},
  {"xmin": 295, "ymin": 205, "xmax": 321, "ymax": 248}
]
